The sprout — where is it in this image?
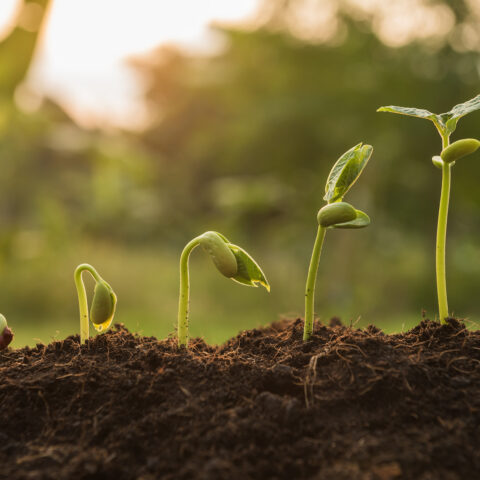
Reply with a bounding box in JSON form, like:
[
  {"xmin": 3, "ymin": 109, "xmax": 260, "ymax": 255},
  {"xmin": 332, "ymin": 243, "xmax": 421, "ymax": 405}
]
[
  {"xmin": 0, "ymin": 314, "xmax": 13, "ymax": 350},
  {"xmin": 378, "ymin": 94, "xmax": 480, "ymax": 323},
  {"xmin": 74, "ymin": 263, "xmax": 117, "ymax": 344},
  {"xmin": 304, "ymin": 143, "xmax": 373, "ymax": 341},
  {"xmin": 178, "ymin": 231, "xmax": 269, "ymax": 348}
]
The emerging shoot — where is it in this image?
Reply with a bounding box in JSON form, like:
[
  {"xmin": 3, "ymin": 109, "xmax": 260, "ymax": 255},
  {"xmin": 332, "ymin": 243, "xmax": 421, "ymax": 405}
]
[
  {"xmin": 378, "ymin": 94, "xmax": 480, "ymax": 323},
  {"xmin": 74, "ymin": 263, "xmax": 117, "ymax": 344},
  {"xmin": 304, "ymin": 143, "xmax": 373, "ymax": 340},
  {"xmin": 178, "ymin": 231, "xmax": 269, "ymax": 348},
  {"xmin": 0, "ymin": 314, "xmax": 13, "ymax": 350}
]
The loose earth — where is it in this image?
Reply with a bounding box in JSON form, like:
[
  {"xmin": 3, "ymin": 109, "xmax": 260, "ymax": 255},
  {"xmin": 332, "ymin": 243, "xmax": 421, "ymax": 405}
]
[{"xmin": 1, "ymin": 318, "xmax": 479, "ymax": 479}]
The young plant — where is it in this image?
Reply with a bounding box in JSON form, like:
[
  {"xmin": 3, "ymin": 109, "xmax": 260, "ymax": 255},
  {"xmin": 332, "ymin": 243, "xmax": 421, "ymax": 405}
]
[
  {"xmin": 0, "ymin": 314, "xmax": 13, "ymax": 350},
  {"xmin": 74, "ymin": 263, "xmax": 117, "ymax": 344},
  {"xmin": 178, "ymin": 231, "xmax": 269, "ymax": 348},
  {"xmin": 378, "ymin": 94, "xmax": 480, "ymax": 323},
  {"xmin": 304, "ymin": 143, "xmax": 373, "ymax": 341}
]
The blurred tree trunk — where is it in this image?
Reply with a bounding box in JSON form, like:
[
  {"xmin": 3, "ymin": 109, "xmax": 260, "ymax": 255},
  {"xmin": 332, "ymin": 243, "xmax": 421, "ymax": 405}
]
[{"xmin": 0, "ymin": 0, "xmax": 50, "ymax": 97}]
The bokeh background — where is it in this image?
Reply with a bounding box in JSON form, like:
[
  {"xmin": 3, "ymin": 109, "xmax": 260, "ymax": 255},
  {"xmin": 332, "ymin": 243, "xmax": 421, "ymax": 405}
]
[{"xmin": 1, "ymin": 0, "xmax": 480, "ymax": 347}]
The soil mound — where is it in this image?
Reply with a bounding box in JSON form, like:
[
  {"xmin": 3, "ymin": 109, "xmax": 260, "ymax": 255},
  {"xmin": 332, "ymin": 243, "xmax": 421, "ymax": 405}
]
[{"xmin": 1, "ymin": 318, "xmax": 479, "ymax": 479}]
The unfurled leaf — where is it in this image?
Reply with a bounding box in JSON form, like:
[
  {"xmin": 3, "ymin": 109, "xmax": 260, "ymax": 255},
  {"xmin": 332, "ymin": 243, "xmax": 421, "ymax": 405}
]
[
  {"xmin": 324, "ymin": 143, "xmax": 373, "ymax": 203},
  {"xmin": 228, "ymin": 244, "xmax": 270, "ymax": 291},
  {"xmin": 332, "ymin": 209, "xmax": 370, "ymax": 229},
  {"xmin": 378, "ymin": 94, "xmax": 480, "ymax": 137},
  {"xmin": 447, "ymin": 95, "xmax": 480, "ymax": 122},
  {"xmin": 377, "ymin": 105, "xmax": 437, "ymax": 121}
]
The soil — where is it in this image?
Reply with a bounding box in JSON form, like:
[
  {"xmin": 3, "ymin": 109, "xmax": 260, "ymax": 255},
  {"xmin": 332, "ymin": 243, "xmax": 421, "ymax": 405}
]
[{"xmin": 1, "ymin": 317, "xmax": 480, "ymax": 480}]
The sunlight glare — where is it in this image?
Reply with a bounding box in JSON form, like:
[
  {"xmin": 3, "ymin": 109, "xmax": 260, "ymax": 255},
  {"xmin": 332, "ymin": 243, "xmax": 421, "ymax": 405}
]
[
  {"xmin": 26, "ymin": 0, "xmax": 259, "ymax": 130},
  {"xmin": 0, "ymin": 0, "xmax": 20, "ymax": 41}
]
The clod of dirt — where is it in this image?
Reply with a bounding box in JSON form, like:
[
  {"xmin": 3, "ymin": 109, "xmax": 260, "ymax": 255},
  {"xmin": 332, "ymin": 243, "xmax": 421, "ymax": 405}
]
[{"xmin": 1, "ymin": 318, "xmax": 480, "ymax": 479}]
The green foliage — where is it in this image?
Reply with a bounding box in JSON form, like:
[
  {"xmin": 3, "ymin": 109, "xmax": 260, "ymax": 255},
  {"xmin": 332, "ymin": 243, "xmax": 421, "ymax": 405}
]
[
  {"xmin": 324, "ymin": 144, "xmax": 373, "ymax": 203},
  {"xmin": 229, "ymin": 244, "xmax": 270, "ymax": 291},
  {"xmin": 378, "ymin": 95, "xmax": 480, "ymax": 137}
]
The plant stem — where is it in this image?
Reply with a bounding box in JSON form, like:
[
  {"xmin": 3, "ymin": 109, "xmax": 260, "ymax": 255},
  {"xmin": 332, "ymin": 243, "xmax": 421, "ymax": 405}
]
[
  {"xmin": 304, "ymin": 225, "xmax": 326, "ymax": 340},
  {"xmin": 436, "ymin": 134, "xmax": 451, "ymax": 323},
  {"xmin": 178, "ymin": 237, "xmax": 201, "ymax": 347},
  {"xmin": 74, "ymin": 264, "xmax": 102, "ymax": 344}
]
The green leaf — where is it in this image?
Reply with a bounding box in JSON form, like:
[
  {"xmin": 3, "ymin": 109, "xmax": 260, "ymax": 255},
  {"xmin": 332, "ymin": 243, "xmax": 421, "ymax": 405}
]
[
  {"xmin": 331, "ymin": 209, "xmax": 370, "ymax": 229},
  {"xmin": 447, "ymin": 94, "xmax": 480, "ymax": 121},
  {"xmin": 227, "ymin": 244, "xmax": 270, "ymax": 291},
  {"xmin": 324, "ymin": 143, "xmax": 373, "ymax": 203},
  {"xmin": 378, "ymin": 94, "xmax": 480, "ymax": 137},
  {"xmin": 377, "ymin": 105, "xmax": 446, "ymax": 135},
  {"xmin": 377, "ymin": 105, "xmax": 437, "ymax": 121}
]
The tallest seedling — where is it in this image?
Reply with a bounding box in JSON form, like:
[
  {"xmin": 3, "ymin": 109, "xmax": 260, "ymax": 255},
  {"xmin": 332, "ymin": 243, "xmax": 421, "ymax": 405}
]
[{"xmin": 378, "ymin": 95, "xmax": 480, "ymax": 323}]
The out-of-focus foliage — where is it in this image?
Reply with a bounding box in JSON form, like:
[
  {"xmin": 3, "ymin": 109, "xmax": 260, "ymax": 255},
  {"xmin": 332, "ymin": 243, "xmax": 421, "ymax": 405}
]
[{"xmin": 2, "ymin": 0, "xmax": 480, "ymax": 346}]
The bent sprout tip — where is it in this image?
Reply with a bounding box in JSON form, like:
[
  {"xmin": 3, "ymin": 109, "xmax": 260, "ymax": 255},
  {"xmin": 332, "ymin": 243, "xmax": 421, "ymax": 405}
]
[
  {"xmin": 304, "ymin": 144, "xmax": 373, "ymax": 341},
  {"xmin": 0, "ymin": 314, "xmax": 13, "ymax": 350},
  {"xmin": 74, "ymin": 263, "xmax": 117, "ymax": 344},
  {"xmin": 177, "ymin": 231, "xmax": 269, "ymax": 348}
]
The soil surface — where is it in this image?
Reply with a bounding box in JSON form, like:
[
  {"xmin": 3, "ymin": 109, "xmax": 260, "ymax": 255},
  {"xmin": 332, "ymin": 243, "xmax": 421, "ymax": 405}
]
[{"xmin": 1, "ymin": 318, "xmax": 480, "ymax": 480}]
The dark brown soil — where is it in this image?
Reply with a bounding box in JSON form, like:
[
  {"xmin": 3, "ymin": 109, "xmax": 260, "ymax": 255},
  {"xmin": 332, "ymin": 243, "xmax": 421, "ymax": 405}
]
[{"xmin": 1, "ymin": 318, "xmax": 480, "ymax": 480}]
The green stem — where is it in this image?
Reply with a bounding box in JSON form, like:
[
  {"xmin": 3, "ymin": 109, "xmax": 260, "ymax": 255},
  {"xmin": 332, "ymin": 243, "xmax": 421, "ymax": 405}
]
[
  {"xmin": 436, "ymin": 134, "xmax": 451, "ymax": 323},
  {"xmin": 177, "ymin": 237, "xmax": 202, "ymax": 347},
  {"xmin": 74, "ymin": 264, "xmax": 102, "ymax": 344},
  {"xmin": 304, "ymin": 225, "xmax": 326, "ymax": 340}
]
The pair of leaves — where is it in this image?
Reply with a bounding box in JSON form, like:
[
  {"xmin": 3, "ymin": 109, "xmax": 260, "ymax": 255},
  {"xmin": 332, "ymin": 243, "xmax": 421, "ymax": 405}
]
[
  {"xmin": 324, "ymin": 143, "xmax": 373, "ymax": 203},
  {"xmin": 317, "ymin": 202, "xmax": 370, "ymax": 229},
  {"xmin": 201, "ymin": 232, "xmax": 270, "ymax": 292},
  {"xmin": 378, "ymin": 94, "xmax": 480, "ymax": 137}
]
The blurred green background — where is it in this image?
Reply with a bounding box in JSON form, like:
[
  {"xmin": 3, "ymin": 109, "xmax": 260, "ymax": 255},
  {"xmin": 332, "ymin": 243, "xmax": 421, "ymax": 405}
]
[{"xmin": 2, "ymin": 0, "xmax": 480, "ymax": 348}]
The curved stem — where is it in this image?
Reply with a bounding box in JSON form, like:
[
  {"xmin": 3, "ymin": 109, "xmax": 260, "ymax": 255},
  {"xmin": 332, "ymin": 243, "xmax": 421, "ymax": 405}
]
[
  {"xmin": 74, "ymin": 264, "xmax": 102, "ymax": 344},
  {"xmin": 304, "ymin": 225, "xmax": 326, "ymax": 340},
  {"xmin": 436, "ymin": 134, "xmax": 451, "ymax": 323},
  {"xmin": 177, "ymin": 237, "xmax": 202, "ymax": 347}
]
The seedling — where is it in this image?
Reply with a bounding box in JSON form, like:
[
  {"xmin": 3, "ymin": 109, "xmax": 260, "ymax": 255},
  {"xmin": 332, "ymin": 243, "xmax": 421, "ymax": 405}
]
[
  {"xmin": 304, "ymin": 143, "xmax": 373, "ymax": 341},
  {"xmin": 378, "ymin": 94, "xmax": 480, "ymax": 323},
  {"xmin": 0, "ymin": 314, "xmax": 13, "ymax": 350},
  {"xmin": 178, "ymin": 231, "xmax": 269, "ymax": 347},
  {"xmin": 74, "ymin": 263, "xmax": 117, "ymax": 344}
]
